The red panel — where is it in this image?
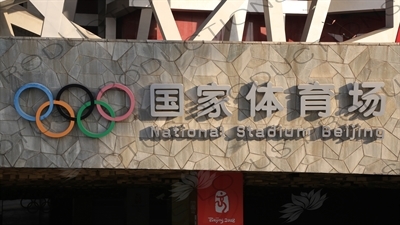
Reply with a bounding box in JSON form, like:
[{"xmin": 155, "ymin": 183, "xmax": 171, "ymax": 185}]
[
  {"xmin": 197, "ymin": 172, "xmax": 243, "ymax": 225},
  {"xmin": 285, "ymin": 15, "xmax": 307, "ymax": 42},
  {"xmin": 242, "ymin": 13, "xmax": 267, "ymax": 41},
  {"xmin": 396, "ymin": 25, "xmax": 400, "ymax": 43},
  {"xmin": 173, "ymin": 11, "xmax": 209, "ymax": 40},
  {"xmin": 174, "ymin": 11, "xmax": 210, "ymax": 40},
  {"xmin": 117, "ymin": 11, "xmax": 159, "ymax": 40},
  {"xmin": 116, "ymin": 12, "xmax": 140, "ymax": 39}
]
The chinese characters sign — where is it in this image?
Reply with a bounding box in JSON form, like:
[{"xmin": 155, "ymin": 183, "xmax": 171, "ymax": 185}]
[
  {"xmin": 150, "ymin": 84, "xmax": 184, "ymax": 117},
  {"xmin": 150, "ymin": 82, "xmax": 386, "ymax": 118}
]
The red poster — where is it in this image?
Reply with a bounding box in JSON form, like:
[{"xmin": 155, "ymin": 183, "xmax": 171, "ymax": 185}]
[{"xmin": 197, "ymin": 171, "xmax": 243, "ymax": 225}]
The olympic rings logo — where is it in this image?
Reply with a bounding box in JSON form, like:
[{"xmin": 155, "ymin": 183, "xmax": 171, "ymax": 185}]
[{"xmin": 14, "ymin": 83, "xmax": 135, "ymax": 138}]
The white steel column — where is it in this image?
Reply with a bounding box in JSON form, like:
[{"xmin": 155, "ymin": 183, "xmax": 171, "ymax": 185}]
[
  {"xmin": 137, "ymin": 8, "xmax": 152, "ymax": 40},
  {"xmin": 264, "ymin": 0, "xmax": 286, "ymax": 42},
  {"xmin": 229, "ymin": 0, "xmax": 248, "ymax": 41},
  {"xmin": 7, "ymin": 5, "xmax": 43, "ymax": 36},
  {"xmin": 106, "ymin": 0, "xmax": 116, "ymax": 39},
  {"xmin": 26, "ymin": 1, "xmax": 43, "ymax": 19},
  {"xmin": 30, "ymin": 0, "xmax": 83, "ymax": 38},
  {"xmin": 192, "ymin": 0, "xmax": 248, "ymax": 41},
  {"xmin": 301, "ymin": 0, "xmax": 331, "ymax": 42},
  {"xmin": 63, "ymin": 0, "xmax": 78, "ymax": 21},
  {"xmin": 0, "ymin": 11, "xmax": 14, "ymax": 36},
  {"xmin": 150, "ymin": 0, "xmax": 181, "ymax": 40},
  {"xmin": 106, "ymin": 17, "xmax": 116, "ymax": 39}
]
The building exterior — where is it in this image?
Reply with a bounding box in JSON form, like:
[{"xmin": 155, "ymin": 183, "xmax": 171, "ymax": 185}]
[{"xmin": 0, "ymin": 0, "xmax": 400, "ymax": 224}]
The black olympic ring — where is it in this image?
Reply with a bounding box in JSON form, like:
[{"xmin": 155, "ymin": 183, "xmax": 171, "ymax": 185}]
[{"xmin": 55, "ymin": 84, "xmax": 95, "ymax": 121}]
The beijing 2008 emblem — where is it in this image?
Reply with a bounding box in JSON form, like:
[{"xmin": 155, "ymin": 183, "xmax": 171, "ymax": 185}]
[{"xmin": 14, "ymin": 83, "xmax": 135, "ymax": 139}]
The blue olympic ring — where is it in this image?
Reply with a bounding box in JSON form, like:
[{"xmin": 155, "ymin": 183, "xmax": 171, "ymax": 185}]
[{"xmin": 14, "ymin": 83, "xmax": 54, "ymax": 122}]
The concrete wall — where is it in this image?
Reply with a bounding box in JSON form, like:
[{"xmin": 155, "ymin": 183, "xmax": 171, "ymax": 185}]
[{"xmin": 0, "ymin": 37, "xmax": 399, "ymax": 175}]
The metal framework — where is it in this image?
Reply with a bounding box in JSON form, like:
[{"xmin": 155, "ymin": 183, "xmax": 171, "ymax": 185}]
[{"xmin": 0, "ymin": 0, "xmax": 399, "ymax": 42}]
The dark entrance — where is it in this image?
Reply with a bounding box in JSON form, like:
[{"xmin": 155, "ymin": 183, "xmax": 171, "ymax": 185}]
[{"xmin": 0, "ymin": 169, "xmax": 399, "ymax": 225}]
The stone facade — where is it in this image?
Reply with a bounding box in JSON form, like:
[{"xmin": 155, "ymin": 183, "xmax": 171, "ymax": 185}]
[{"xmin": 0, "ymin": 37, "xmax": 399, "ymax": 175}]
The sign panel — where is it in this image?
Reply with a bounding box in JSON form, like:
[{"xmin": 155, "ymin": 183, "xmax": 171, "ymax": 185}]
[{"xmin": 1, "ymin": 39, "xmax": 399, "ymax": 175}]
